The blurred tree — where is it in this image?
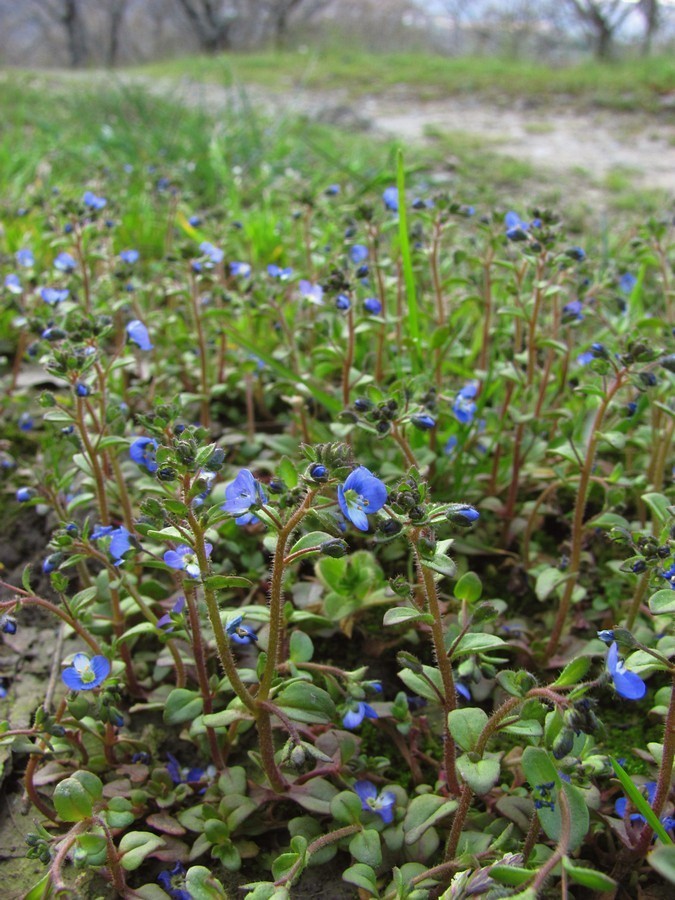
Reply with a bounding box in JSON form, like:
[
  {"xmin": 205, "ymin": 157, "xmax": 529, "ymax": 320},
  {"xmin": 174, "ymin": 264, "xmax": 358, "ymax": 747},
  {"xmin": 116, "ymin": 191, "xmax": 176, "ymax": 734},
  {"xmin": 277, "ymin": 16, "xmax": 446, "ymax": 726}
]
[
  {"xmin": 563, "ymin": 0, "xmax": 634, "ymax": 58},
  {"xmin": 104, "ymin": 0, "xmax": 130, "ymax": 66},
  {"xmin": 28, "ymin": 0, "xmax": 89, "ymax": 66},
  {"xmin": 262, "ymin": 0, "xmax": 334, "ymax": 48},
  {"xmin": 175, "ymin": 0, "xmax": 244, "ymax": 52},
  {"xmin": 637, "ymin": 0, "xmax": 661, "ymax": 54}
]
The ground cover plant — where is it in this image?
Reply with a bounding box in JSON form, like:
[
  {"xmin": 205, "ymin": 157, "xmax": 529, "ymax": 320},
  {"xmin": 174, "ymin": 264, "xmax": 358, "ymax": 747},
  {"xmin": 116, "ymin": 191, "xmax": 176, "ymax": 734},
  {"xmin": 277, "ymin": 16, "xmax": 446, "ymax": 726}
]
[{"xmin": 0, "ymin": 67, "xmax": 674, "ymax": 899}]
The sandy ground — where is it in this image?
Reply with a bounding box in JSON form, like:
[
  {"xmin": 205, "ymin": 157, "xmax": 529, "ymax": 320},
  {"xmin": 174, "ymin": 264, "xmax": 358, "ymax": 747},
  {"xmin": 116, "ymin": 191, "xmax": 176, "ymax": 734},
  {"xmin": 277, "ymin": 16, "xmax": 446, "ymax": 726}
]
[{"xmin": 154, "ymin": 77, "xmax": 675, "ymax": 194}]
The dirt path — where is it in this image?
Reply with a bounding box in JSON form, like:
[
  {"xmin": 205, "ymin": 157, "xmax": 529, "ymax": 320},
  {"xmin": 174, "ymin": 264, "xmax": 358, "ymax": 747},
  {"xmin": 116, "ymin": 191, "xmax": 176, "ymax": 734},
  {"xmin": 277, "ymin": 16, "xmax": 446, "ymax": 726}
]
[
  {"xmin": 21, "ymin": 70, "xmax": 675, "ymax": 193},
  {"xmin": 147, "ymin": 77, "xmax": 674, "ymax": 194}
]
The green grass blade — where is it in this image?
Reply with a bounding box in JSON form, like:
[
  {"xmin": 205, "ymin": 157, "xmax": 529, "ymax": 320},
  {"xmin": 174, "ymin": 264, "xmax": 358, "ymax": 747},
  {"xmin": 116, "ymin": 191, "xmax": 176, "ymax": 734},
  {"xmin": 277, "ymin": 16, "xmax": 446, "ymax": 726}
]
[
  {"xmin": 396, "ymin": 148, "xmax": 420, "ymax": 376},
  {"xmin": 610, "ymin": 757, "xmax": 673, "ymax": 846}
]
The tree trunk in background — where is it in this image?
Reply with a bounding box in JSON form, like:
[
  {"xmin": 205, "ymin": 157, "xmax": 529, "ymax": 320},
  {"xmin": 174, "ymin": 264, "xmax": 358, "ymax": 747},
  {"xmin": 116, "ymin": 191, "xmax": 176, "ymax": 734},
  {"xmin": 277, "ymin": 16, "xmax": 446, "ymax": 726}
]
[
  {"xmin": 63, "ymin": 0, "xmax": 88, "ymax": 66},
  {"xmin": 638, "ymin": 0, "xmax": 660, "ymax": 56},
  {"xmin": 106, "ymin": 0, "xmax": 129, "ymax": 67}
]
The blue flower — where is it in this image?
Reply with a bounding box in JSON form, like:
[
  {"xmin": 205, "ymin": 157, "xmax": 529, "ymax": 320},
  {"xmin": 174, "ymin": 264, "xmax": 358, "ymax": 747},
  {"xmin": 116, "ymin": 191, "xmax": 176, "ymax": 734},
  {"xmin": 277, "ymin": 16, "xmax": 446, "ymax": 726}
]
[
  {"xmin": 383, "ymin": 186, "xmax": 399, "ymax": 211},
  {"xmin": 226, "ymin": 615, "xmax": 258, "ymax": 645},
  {"xmin": 607, "ymin": 642, "xmax": 646, "ymax": 700},
  {"xmin": 354, "ymin": 780, "xmax": 396, "ymax": 823},
  {"xmin": 659, "ymin": 563, "xmax": 675, "ymax": 589},
  {"xmin": 126, "ymin": 319, "xmax": 153, "ymax": 350},
  {"xmin": 597, "ymin": 629, "xmax": 615, "ymax": 644},
  {"xmin": 363, "ymin": 297, "xmax": 382, "ymax": 315},
  {"xmin": 444, "ymin": 436, "xmax": 458, "ymax": 456},
  {"xmin": 54, "ymin": 252, "xmax": 77, "ymax": 273},
  {"xmin": 267, "ymin": 264, "xmax": 293, "ymax": 280},
  {"xmin": 619, "ymin": 273, "xmax": 637, "ymax": 294},
  {"xmin": 62, "ymin": 653, "xmax": 111, "ymax": 691},
  {"xmin": 349, "ymin": 244, "xmax": 369, "ymax": 265},
  {"xmin": 165, "ymin": 754, "xmax": 211, "ymax": 787},
  {"xmin": 338, "ymin": 467, "xmax": 387, "ymax": 532},
  {"xmin": 119, "ymin": 249, "xmax": 139, "ymax": 265},
  {"xmin": 5, "ymin": 274, "xmax": 22, "ymax": 294},
  {"xmin": 229, "ymin": 261, "xmax": 251, "ymax": 278},
  {"xmin": 188, "ymin": 214, "xmax": 202, "ymax": 226},
  {"xmin": 576, "ymin": 350, "xmax": 594, "ymax": 366},
  {"xmin": 446, "ymin": 504, "xmax": 480, "ymax": 526},
  {"xmin": 504, "ymin": 210, "xmax": 531, "ymax": 242},
  {"xmin": 83, "ymin": 190, "xmax": 106, "ymax": 210},
  {"xmin": 157, "ymin": 597, "xmax": 186, "ymax": 632},
  {"xmin": 18, "ymin": 412, "xmax": 34, "ymax": 431},
  {"xmin": 16, "ymin": 249, "xmax": 34, "ymax": 267},
  {"xmin": 75, "ymin": 383, "xmax": 89, "ymax": 397},
  {"xmin": 129, "ymin": 436, "xmax": 159, "ymax": 472},
  {"xmin": 335, "ymin": 294, "xmax": 351, "ymax": 311},
  {"xmin": 16, "ymin": 488, "xmax": 34, "ymax": 503},
  {"xmin": 222, "ymin": 470, "xmax": 268, "ymax": 525},
  {"xmin": 452, "ymin": 382, "xmax": 478, "ymax": 425},
  {"xmin": 199, "ymin": 241, "xmax": 224, "ymax": 265},
  {"xmin": 157, "ymin": 862, "xmax": 190, "ymax": 900},
  {"xmin": 109, "ymin": 526, "xmax": 132, "ymax": 565},
  {"xmin": 562, "ymin": 300, "xmax": 584, "ymax": 322},
  {"xmin": 343, "ymin": 701, "xmax": 378, "ymax": 729},
  {"xmin": 298, "ymin": 279, "xmax": 324, "ymax": 305},
  {"xmin": 325, "ymin": 184, "xmax": 340, "ymax": 195},
  {"xmin": 164, "ymin": 543, "xmax": 212, "ymax": 579},
  {"xmin": 41, "ymin": 287, "xmax": 70, "ymax": 305}
]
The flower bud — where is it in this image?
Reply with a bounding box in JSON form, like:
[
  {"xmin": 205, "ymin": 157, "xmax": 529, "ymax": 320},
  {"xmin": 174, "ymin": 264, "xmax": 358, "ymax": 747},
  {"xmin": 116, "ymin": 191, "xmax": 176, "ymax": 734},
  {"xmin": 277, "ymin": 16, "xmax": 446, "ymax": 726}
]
[
  {"xmin": 320, "ymin": 539, "xmax": 348, "ymax": 558},
  {"xmin": 308, "ymin": 463, "xmax": 328, "ymax": 482},
  {"xmin": 410, "ymin": 414, "xmax": 436, "ymax": 431}
]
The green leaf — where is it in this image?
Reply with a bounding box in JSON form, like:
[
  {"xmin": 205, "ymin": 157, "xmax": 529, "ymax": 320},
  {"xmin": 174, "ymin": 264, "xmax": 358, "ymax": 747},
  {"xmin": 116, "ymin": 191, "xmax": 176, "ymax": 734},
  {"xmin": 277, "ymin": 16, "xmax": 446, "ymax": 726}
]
[
  {"xmin": 489, "ymin": 865, "xmax": 534, "ymax": 887},
  {"xmin": 456, "ymin": 754, "xmax": 501, "ymax": 794},
  {"xmin": 183, "ymin": 866, "xmax": 229, "ymax": 899},
  {"xmin": 289, "ymin": 531, "xmax": 333, "ymax": 556},
  {"xmin": 119, "ymin": 831, "xmax": 165, "ymax": 870},
  {"xmin": 330, "ymin": 791, "xmax": 363, "ymax": 825},
  {"xmin": 23, "ymin": 874, "xmax": 52, "ymax": 900},
  {"xmin": 342, "ymin": 863, "xmax": 378, "ymax": 895},
  {"xmin": 349, "ymin": 829, "xmax": 382, "ymax": 868},
  {"xmin": 450, "ymin": 633, "xmax": 507, "ymax": 659},
  {"xmin": 641, "ymin": 492, "xmax": 671, "ymax": 526},
  {"xmin": 448, "ymin": 707, "xmax": 489, "ymax": 753},
  {"xmin": 421, "ymin": 553, "xmax": 456, "ymax": 578},
  {"xmin": 202, "ymin": 575, "xmax": 252, "ymax": 590},
  {"xmin": 163, "ymin": 688, "xmax": 204, "ymax": 725},
  {"xmin": 649, "ymin": 588, "xmax": 675, "ymax": 616},
  {"xmin": 610, "ymin": 757, "xmax": 674, "ymax": 845},
  {"xmin": 289, "ymin": 630, "xmax": 314, "ymax": 663},
  {"xmin": 551, "ymin": 656, "xmax": 591, "ymax": 688},
  {"xmin": 403, "ymin": 795, "xmax": 457, "ymax": 845},
  {"xmin": 648, "ymin": 845, "xmax": 675, "ymax": 884},
  {"xmin": 535, "ymin": 567, "xmax": 571, "ymax": 602},
  {"xmin": 53, "ymin": 771, "xmax": 103, "ymax": 822},
  {"xmin": 278, "ymin": 456, "xmax": 298, "ymax": 489},
  {"xmin": 454, "ymin": 572, "xmax": 482, "ymax": 603},
  {"xmin": 275, "ymin": 682, "xmax": 336, "ymax": 724},
  {"xmin": 562, "ymin": 858, "xmax": 616, "ymax": 891},
  {"xmin": 398, "ymin": 665, "xmax": 444, "ymax": 704},
  {"xmin": 383, "ymin": 606, "xmax": 434, "ymax": 627}
]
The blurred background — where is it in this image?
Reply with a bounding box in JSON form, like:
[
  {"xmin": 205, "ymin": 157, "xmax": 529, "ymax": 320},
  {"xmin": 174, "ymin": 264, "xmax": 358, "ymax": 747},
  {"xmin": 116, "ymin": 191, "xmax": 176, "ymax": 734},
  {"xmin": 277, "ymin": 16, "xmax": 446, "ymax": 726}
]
[{"xmin": 1, "ymin": 1, "xmax": 674, "ymax": 69}]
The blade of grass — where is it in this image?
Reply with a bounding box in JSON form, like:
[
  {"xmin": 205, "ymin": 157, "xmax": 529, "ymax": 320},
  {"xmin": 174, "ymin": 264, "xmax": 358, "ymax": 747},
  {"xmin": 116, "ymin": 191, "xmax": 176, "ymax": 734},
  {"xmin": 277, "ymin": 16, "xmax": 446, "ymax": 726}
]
[
  {"xmin": 610, "ymin": 757, "xmax": 674, "ymax": 846},
  {"xmin": 396, "ymin": 148, "xmax": 420, "ymax": 376}
]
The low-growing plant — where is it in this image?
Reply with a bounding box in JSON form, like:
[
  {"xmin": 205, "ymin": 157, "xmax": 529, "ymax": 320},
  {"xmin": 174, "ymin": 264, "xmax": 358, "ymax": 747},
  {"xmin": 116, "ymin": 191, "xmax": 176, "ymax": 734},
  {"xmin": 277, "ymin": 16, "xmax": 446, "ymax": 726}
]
[{"xmin": 0, "ymin": 75, "xmax": 674, "ymax": 900}]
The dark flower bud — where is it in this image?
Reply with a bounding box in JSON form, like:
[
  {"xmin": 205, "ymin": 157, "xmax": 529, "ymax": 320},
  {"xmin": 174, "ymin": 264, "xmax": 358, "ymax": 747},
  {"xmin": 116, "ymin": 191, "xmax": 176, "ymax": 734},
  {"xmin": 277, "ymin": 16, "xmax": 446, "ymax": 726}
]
[
  {"xmin": 408, "ymin": 506, "xmax": 425, "ymax": 521},
  {"xmin": 356, "ymin": 265, "xmax": 369, "ymax": 278},
  {"xmin": 267, "ymin": 479, "xmax": 285, "ymax": 494},
  {"xmin": 43, "ymin": 553, "xmax": 64, "ymax": 574},
  {"xmin": 446, "ymin": 504, "xmax": 480, "ymax": 526},
  {"xmin": 379, "ymin": 519, "xmax": 403, "ymax": 536},
  {"xmin": 411, "ymin": 414, "xmax": 436, "ymax": 431},
  {"xmin": 320, "ymin": 538, "xmax": 348, "ymax": 558},
  {"xmin": 16, "ymin": 488, "xmax": 34, "ymax": 503},
  {"xmin": 49, "ymin": 724, "xmax": 66, "ymax": 737},
  {"xmin": 657, "ymin": 546, "xmax": 671, "ymax": 559},
  {"xmin": 639, "ymin": 371, "xmax": 657, "ymax": 387},
  {"xmin": 376, "ymin": 420, "xmax": 391, "ymax": 434},
  {"xmin": 157, "ymin": 467, "xmax": 177, "ymax": 481},
  {"xmin": 354, "ymin": 397, "xmax": 373, "ymax": 412},
  {"xmin": 75, "ymin": 383, "xmax": 89, "ymax": 397},
  {"xmin": 42, "ymin": 327, "xmax": 67, "ymax": 342},
  {"xmin": 308, "ymin": 463, "xmax": 328, "ymax": 482},
  {"xmin": 632, "ymin": 559, "xmax": 647, "ymax": 573},
  {"xmin": 565, "ymin": 246, "xmax": 586, "ymax": 261},
  {"xmin": 1, "ymin": 615, "xmax": 17, "ymax": 635},
  {"xmin": 552, "ymin": 727, "xmax": 574, "ymax": 759},
  {"xmin": 175, "ymin": 441, "xmax": 196, "ymax": 465},
  {"xmin": 591, "ymin": 343, "xmax": 608, "ymax": 359},
  {"xmin": 65, "ymin": 523, "xmax": 79, "ymax": 536},
  {"xmin": 660, "ymin": 355, "xmax": 675, "ymax": 373},
  {"xmin": 335, "ymin": 294, "xmax": 350, "ymax": 311}
]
